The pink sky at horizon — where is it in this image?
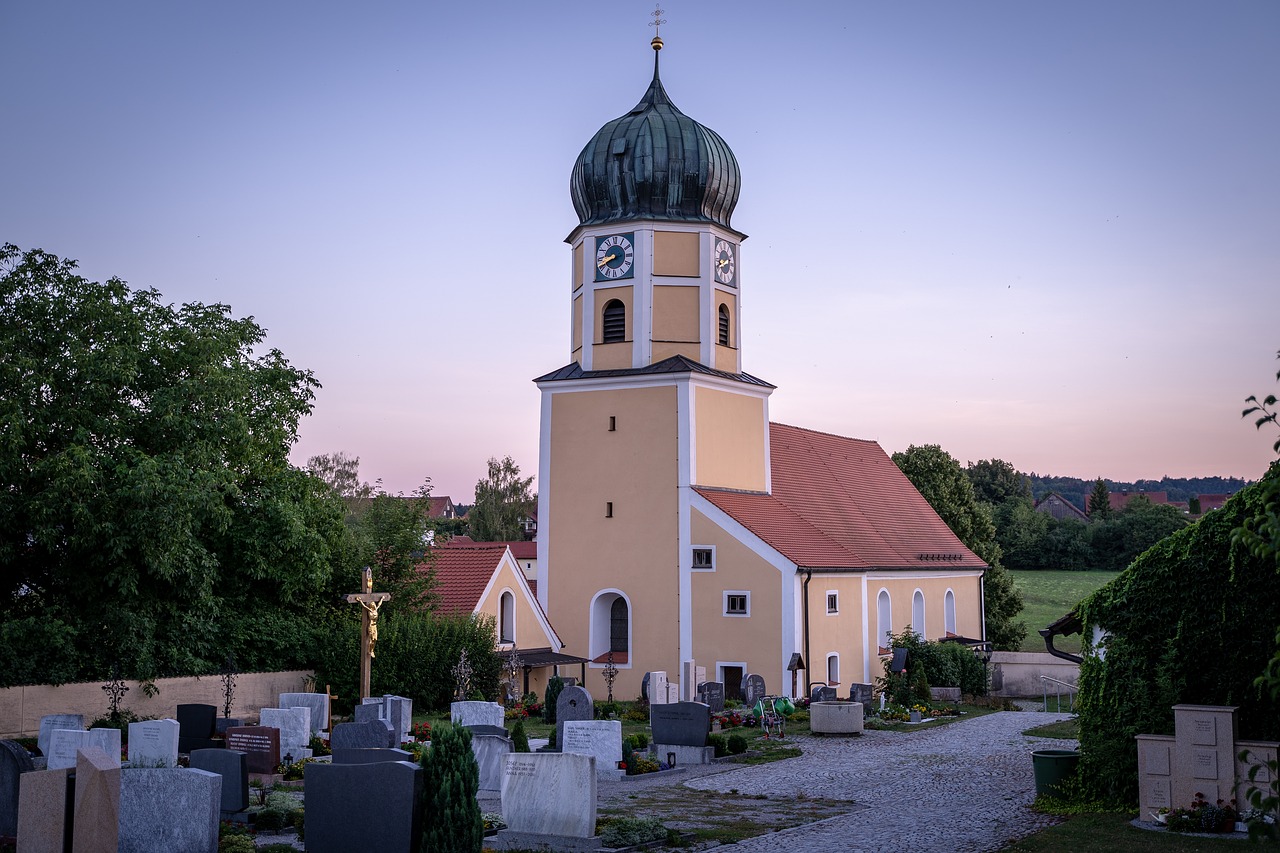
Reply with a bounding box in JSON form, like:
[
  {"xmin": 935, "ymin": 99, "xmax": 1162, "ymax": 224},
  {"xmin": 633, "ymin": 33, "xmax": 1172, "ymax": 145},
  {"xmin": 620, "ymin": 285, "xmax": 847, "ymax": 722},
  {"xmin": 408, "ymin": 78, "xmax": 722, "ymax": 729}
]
[{"xmin": 3, "ymin": 1, "xmax": 1277, "ymax": 502}]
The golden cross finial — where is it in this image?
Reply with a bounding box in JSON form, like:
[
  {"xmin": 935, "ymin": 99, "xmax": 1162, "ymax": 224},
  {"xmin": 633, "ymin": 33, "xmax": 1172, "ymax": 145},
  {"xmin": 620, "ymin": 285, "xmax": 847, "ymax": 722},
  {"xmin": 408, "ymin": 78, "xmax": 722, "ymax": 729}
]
[{"xmin": 650, "ymin": 4, "xmax": 666, "ymax": 50}]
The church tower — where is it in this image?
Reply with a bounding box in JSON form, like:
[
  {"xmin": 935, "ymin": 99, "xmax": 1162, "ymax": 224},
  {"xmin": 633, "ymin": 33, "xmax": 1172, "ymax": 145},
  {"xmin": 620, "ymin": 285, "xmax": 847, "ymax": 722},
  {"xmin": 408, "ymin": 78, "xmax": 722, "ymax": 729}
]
[{"xmin": 535, "ymin": 36, "xmax": 776, "ymax": 699}]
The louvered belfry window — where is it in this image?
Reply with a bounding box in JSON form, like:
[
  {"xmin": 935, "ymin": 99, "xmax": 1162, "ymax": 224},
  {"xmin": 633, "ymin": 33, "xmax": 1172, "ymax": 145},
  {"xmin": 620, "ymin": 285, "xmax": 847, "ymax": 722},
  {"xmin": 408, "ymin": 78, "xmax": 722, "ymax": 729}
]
[
  {"xmin": 718, "ymin": 303, "xmax": 730, "ymax": 346},
  {"xmin": 602, "ymin": 299, "xmax": 625, "ymax": 343}
]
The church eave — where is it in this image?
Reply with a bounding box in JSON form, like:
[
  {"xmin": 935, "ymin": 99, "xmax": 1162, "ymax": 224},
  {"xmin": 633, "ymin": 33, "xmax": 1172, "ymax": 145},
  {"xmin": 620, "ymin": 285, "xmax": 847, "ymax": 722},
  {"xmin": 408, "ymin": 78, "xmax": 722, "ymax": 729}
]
[{"xmin": 533, "ymin": 355, "xmax": 774, "ymax": 388}]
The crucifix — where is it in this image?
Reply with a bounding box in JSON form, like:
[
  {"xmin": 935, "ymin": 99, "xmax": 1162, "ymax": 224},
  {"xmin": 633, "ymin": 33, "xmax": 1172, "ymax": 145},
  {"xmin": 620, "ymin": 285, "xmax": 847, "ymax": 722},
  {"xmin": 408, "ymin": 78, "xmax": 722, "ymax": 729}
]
[{"xmin": 345, "ymin": 567, "xmax": 391, "ymax": 701}]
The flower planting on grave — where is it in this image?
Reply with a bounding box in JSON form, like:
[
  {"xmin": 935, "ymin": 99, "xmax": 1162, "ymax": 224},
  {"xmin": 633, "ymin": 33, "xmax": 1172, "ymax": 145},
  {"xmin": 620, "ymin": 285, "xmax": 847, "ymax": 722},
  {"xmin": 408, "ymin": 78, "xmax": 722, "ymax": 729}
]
[{"xmin": 1164, "ymin": 793, "xmax": 1240, "ymax": 833}]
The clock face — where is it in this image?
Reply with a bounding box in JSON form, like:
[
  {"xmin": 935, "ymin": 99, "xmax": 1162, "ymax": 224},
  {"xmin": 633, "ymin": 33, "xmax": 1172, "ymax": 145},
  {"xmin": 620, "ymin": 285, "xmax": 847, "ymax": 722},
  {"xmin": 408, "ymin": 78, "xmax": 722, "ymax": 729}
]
[
  {"xmin": 714, "ymin": 239, "xmax": 736, "ymax": 285},
  {"xmin": 595, "ymin": 233, "xmax": 635, "ymax": 281}
]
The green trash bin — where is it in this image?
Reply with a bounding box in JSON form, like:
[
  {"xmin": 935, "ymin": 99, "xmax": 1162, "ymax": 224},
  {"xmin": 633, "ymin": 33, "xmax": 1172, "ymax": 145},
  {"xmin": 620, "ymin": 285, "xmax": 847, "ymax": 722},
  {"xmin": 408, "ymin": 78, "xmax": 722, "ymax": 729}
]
[{"xmin": 1031, "ymin": 749, "xmax": 1079, "ymax": 798}]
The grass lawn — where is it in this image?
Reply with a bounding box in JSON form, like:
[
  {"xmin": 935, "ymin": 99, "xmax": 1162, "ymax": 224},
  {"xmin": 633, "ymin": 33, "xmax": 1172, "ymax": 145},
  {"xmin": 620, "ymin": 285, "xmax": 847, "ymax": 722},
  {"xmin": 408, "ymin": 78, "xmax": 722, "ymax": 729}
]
[
  {"xmin": 1011, "ymin": 569, "xmax": 1119, "ymax": 653},
  {"xmin": 1002, "ymin": 813, "xmax": 1245, "ymax": 852}
]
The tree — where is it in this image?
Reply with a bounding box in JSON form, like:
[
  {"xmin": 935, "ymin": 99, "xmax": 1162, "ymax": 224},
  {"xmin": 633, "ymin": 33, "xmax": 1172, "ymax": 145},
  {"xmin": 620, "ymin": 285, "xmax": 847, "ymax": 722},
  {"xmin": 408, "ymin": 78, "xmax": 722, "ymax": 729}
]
[
  {"xmin": 966, "ymin": 458, "xmax": 1031, "ymax": 505},
  {"xmin": 469, "ymin": 456, "xmax": 534, "ymax": 542},
  {"xmin": 418, "ymin": 722, "xmax": 482, "ymax": 853},
  {"xmin": 0, "ymin": 244, "xmax": 349, "ymax": 684},
  {"xmin": 1087, "ymin": 478, "xmax": 1113, "ymax": 520},
  {"xmin": 891, "ymin": 444, "xmax": 1026, "ymax": 650},
  {"xmin": 307, "ymin": 451, "xmax": 375, "ymax": 512}
]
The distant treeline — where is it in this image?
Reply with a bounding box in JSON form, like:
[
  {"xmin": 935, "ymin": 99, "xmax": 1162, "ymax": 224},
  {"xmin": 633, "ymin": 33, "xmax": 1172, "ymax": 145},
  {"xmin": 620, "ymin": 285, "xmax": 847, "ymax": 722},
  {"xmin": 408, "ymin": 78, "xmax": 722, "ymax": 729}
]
[{"xmin": 1025, "ymin": 475, "xmax": 1250, "ymax": 512}]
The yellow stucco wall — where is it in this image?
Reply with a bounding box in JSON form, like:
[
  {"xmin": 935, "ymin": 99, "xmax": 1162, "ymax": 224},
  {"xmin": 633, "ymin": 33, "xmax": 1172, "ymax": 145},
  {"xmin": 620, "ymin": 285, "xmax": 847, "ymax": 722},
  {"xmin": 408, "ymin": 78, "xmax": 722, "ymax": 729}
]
[
  {"xmin": 653, "ymin": 231, "xmax": 699, "ymax": 277},
  {"xmin": 572, "ymin": 293, "xmax": 583, "ymax": 358},
  {"xmin": 573, "ymin": 242, "xmax": 584, "ymax": 290},
  {"xmin": 693, "ymin": 387, "xmax": 767, "ymax": 491},
  {"xmin": 690, "ymin": 510, "xmax": 783, "ymax": 693},
  {"xmin": 862, "ymin": 573, "xmax": 984, "ymax": 682},
  {"xmin": 545, "ymin": 385, "xmax": 680, "ymax": 700},
  {"xmin": 652, "ymin": 285, "xmax": 700, "ymax": 344},
  {"xmin": 651, "ymin": 342, "xmax": 700, "ymax": 363},
  {"xmin": 805, "ymin": 577, "xmax": 868, "ymax": 686},
  {"xmin": 594, "ymin": 285, "xmax": 633, "ymax": 342},
  {"xmin": 713, "ymin": 290, "xmax": 738, "ymax": 372},
  {"xmin": 475, "ymin": 556, "xmax": 556, "ymax": 653}
]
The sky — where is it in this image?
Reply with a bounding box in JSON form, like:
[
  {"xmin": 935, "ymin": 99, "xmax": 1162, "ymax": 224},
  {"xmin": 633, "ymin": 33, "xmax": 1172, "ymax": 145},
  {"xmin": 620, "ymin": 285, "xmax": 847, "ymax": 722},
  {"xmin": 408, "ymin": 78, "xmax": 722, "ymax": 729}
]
[{"xmin": 3, "ymin": 1, "xmax": 1278, "ymax": 501}]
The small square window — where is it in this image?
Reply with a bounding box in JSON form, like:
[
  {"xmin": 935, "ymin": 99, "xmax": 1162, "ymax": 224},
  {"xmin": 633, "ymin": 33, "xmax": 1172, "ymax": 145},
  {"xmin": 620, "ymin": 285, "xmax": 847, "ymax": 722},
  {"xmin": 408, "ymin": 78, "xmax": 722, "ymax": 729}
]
[
  {"xmin": 826, "ymin": 592, "xmax": 838, "ymax": 614},
  {"xmin": 693, "ymin": 548, "xmax": 714, "ymax": 569},
  {"xmin": 723, "ymin": 590, "xmax": 750, "ymax": 616}
]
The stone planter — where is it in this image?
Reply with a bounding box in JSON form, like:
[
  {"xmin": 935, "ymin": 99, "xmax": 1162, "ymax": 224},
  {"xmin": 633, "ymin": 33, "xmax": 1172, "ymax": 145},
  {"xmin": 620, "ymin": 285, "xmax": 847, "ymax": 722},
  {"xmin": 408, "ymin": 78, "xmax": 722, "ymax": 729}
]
[{"xmin": 809, "ymin": 701, "xmax": 863, "ymax": 736}]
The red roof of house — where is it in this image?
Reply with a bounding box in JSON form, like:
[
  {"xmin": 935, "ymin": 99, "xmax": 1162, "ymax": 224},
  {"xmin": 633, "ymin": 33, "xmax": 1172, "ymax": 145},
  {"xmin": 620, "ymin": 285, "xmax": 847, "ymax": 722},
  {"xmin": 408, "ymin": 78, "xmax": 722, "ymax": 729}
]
[
  {"xmin": 498, "ymin": 540, "xmax": 537, "ymax": 560},
  {"xmin": 425, "ymin": 496, "xmax": 456, "ymax": 518},
  {"xmin": 1108, "ymin": 490, "xmax": 1168, "ymax": 511},
  {"xmin": 695, "ymin": 423, "xmax": 986, "ymax": 571},
  {"xmin": 423, "ymin": 543, "xmax": 510, "ymax": 615},
  {"xmin": 1196, "ymin": 494, "xmax": 1231, "ymax": 512}
]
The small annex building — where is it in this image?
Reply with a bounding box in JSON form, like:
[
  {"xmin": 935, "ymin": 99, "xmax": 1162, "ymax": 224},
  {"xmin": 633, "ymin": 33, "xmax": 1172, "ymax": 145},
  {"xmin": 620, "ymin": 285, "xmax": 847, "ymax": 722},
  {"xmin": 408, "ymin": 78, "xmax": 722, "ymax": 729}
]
[
  {"xmin": 532, "ymin": 36, "xmax": 988, "ymax": 703},
  {"xmin": 427, "ymin": 540, "xmax": 584, "ymax": 698}
]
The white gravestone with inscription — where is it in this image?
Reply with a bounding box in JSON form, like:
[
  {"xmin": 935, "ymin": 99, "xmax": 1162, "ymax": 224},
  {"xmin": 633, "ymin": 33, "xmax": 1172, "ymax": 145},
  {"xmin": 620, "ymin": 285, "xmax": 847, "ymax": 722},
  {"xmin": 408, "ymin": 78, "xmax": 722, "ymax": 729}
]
[
  {"xmin": 128, "ymin": 719, "xmax": 179, "ymax": 768},
  {"xmin": 562, "ymin": 720, "xmax": 623, "ymax": 781},
  {"xmin": 500, "ymin": 752, "xmax": 596, "ymax": 839}
]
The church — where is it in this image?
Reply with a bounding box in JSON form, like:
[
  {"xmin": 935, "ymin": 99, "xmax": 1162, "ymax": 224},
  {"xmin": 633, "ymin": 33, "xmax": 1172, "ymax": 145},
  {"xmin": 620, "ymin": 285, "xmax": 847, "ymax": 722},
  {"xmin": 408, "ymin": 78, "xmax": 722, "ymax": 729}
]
[{"xmin": 533, "ymin": 35, "xmax": 987, "ymax": 703}]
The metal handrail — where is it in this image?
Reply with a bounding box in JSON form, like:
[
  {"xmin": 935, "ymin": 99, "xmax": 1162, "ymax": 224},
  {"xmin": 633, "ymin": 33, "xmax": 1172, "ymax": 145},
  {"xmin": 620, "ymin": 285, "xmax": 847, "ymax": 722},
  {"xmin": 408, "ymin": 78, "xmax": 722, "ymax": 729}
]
[{"xmin": 1040, "ymin": 675, "xmax": 1078, "ymax": 713}]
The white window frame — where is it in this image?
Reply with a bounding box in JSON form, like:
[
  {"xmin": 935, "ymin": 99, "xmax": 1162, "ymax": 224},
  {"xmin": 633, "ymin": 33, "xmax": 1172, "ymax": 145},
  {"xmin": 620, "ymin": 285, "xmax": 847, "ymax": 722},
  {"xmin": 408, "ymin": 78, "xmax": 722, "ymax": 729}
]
[
  {"xmin": 825, "ymin": 590, "xmax": 839, "ymax": 614},
  {"xmin": 877, "ymin": 589, "xmax": 892, "ymax": 650},
  {"xmin": 912, "ymin": 588, "xmax": 926, "ymax": 640},
  {"xmin": 691, "ymin": 545, "xmax": 716, "ymax": 572},
  {"xmin": 588, "ymin": 588, "xmax": 633, "ymax": 668},
  {"xmin": 499, "ymin": 588, "xmax": 516, "ymax": 645},
  {"xmin": 944, "ymin": 588, "xmax": 957, "ymax": 636},
  {"xmin": 826, "ymin": 653, "xmax": 840, "ymax": 685},
  {"xmin": 723, "ymin": 589, "xmax": 751, "ymax": 617}
]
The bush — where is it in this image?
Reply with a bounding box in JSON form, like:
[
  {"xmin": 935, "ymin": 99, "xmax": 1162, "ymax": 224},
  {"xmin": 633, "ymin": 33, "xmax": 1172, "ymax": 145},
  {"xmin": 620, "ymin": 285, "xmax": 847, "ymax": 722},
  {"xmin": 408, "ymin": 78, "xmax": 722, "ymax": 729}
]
[
  {"xmin": 510, "ymin": 718, "xmax": 530, "ymax": 753},
  {"xmin": 727, "ymin": 734, "xmax": 748, "ymax": 754},
  {"xmin": 253, "ymin": 809, "xmax": 288, "ymax": 831},
  {"xmin": 599, "ymin": 816, "xmax": 667, "ymax": 847},
  {"xmin": 543, "ymin": 676, "xmax": 564, "ymax": 724},
  {"xmin": 707, "ymin": 733, "xmax": 727, "ymax": 757},
  {"xmin": 218, "ymin": 836, "xmax": 256, "ymax": 853},
  {"xmin": 419, "ymin": 722, "xmax": 482, "ymax": 853}
]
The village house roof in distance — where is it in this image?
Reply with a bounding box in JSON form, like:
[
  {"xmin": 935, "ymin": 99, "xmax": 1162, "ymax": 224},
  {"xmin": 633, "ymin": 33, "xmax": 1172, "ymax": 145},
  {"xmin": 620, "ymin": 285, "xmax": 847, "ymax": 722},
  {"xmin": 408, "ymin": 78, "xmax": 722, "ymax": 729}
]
[{"xmin": 696, "ymin": 423, "xmax": 988, "ymax": 571}]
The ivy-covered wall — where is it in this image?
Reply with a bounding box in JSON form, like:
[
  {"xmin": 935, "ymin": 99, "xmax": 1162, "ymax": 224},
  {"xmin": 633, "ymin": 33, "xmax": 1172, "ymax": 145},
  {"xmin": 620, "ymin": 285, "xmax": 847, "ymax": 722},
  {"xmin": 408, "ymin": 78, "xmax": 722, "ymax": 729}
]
[{"xmin": 1076, "ymin": 470, "xmax": 1280, "ymax": 804}]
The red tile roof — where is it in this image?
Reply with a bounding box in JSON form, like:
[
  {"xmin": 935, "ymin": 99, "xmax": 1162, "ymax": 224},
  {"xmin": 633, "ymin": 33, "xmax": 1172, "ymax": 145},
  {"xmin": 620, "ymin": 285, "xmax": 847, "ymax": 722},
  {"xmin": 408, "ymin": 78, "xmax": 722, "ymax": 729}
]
[
  {"xmin": 425, "ymin": 496, "xmax": 456, "ymax": 518},
  {"xmin": 696, "ymin": 423, "xmax": 986, "ymax": 571},
  {"xmin": 1107, "ymin": 490, "xmax": 1168, "ymax": 511},
  {"xmin": 423, "ymin": 543, "xmax": 509, "ymax": 615},
  {"xmin": 489, "ymin": 540, "xmax": 537, "ymax": 560}
]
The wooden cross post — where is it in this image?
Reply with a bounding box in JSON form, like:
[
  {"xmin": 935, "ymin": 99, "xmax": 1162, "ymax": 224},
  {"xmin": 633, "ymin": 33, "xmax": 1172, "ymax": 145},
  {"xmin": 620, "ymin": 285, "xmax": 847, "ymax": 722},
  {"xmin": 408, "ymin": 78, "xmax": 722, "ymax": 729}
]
[{"xmin": 345, "ymin": 567, "xmax": 391, "ymax": 701}]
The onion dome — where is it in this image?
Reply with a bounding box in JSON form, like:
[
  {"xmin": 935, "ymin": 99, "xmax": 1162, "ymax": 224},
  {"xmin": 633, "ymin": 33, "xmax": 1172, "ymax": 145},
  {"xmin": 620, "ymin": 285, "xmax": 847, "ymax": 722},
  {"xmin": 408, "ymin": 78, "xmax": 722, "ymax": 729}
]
[{"xmin": 570, "ymin": 39, "xmax": 741, "ymax": 229}]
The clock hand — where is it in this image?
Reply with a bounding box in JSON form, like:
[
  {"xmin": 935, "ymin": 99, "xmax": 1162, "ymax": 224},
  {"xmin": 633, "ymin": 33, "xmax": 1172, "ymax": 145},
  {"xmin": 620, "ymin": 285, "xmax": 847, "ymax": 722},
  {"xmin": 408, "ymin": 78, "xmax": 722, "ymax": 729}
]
[{"xmin": 597, "ymin": 253, "xmax": 617, "ymax": 268}]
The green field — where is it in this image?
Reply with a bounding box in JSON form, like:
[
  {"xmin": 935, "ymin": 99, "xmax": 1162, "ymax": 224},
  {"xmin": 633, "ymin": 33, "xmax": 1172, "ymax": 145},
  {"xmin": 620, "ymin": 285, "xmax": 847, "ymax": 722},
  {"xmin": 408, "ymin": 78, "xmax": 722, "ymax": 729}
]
[{"xmin": 1010, "ymin": 570, "xmax": 1120, "ymax": 653}]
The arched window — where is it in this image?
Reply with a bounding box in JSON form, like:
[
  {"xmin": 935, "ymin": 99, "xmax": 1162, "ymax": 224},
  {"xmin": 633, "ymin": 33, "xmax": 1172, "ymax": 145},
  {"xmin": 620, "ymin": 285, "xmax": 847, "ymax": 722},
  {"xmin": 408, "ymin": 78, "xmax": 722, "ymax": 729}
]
[
  {"xmin": 944, "ymin": 589, "xmax": 957, "ymax": 636},
  {"xmin": 877, "ymin": 589, "xmax": 891, "ymax": 651},
  {"xmin": 610, "ymin": 598, "xmax": 628, "ymax": 652},
  {"xmin": 602, "ymin": 299, "xmax": 625, "ymax": 343},
  {"xmin": 717, "ymin": 303, "xmax": 730, "ymax": 346},
  {"xmin": 499, "ymin": 590, "xmax": 515, "ymax": 644},
  {"xmin": 826, "ymin": 653, "xmax": 839, "ymax": 685},
  {"xmin": 912, "ymin": 589, "xmax": 926, "ymax": 639},
  {"xmin": 590, "ymin": 590, "xmax": 630, "ymax": 664}
]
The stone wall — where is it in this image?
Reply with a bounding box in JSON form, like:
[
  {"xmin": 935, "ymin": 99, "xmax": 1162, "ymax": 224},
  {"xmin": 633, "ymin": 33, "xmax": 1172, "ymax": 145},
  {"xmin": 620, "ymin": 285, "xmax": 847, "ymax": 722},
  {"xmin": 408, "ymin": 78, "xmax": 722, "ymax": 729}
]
[
  {"xmin": 0, "ymin": 670, "xmax": 313, "ymax": 738},
  {"xmin": 989, "ymin": 651, "xmax": 1079, "ymax": 699}
]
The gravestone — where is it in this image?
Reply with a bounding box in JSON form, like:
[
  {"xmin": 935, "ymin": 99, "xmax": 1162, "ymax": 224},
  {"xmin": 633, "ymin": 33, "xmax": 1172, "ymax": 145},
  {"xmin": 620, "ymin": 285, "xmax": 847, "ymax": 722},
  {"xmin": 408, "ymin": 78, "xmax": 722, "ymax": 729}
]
[
  {"xmin": 37, "ymin": 714, "xmax": 84, "ymax": 758},
  {"xmin": 650, "ymin": 702, "xmax": 711, "ymax": 748},
  {"xmin": 640, "ymin": 671, "xmax": 651, "ymax": 701},
  {"xmin": 451, "ymin": 700, "xmax": 504, "ymax": 729},
  {"xmin": 224, "ymin": 726, "xmax": 280, "ymax": 775},
  {"xmin": 465, "ymin": 724, "xmax": 510, "ymax": 738},
  {"xmin": 331, "ymin": 721, "xmax": 394, "ymax": 751},
  {"xmin": 176, "ymin": 703, "xmax": 218, "ymax": 753},
  {"xmin": 127, "ymin": 719, "xmax": 180, "ymax": 768},
  {"xmin": 354, "ymin": 702, "xmax": 396, "ymax": 747},
  {"xmin": 555, "ymin": 685, "xmax": 593, "ymax": 752},
  {"xmin": 696, "ymin": 681, "xmax": 725, "ymax": 713},
  {"xmin": 810, "ymin": 684, "xmax": 838, "ymax": 703},
  {"xmin": 16, "ymin": 767, "xmax": 71, "ymax": 853},
  {"xmin": 849, "ymin": 682, "xmax": 874, "ymax": 707},
  {"xmin": 562, "ymin": 720, "xmax": 623, "ymax": 780},
  {"xmin": 743, "ymin": 673, "xmax": 766, "ymax": 707},
  {"xmin": 472, "ymin": 733, "xmax": 513, "ymax": 792},
  {"xmin": 47, "ymin": 728, "xmax": 120, "ymax": 771},
  {"xmin": 118, "ymin": 767, "xmax": 219, "ymax": 853},
  {"xmin": 681, "ymin": 661, "xmax": 697, "ymax": 702},
  {"xmin": 189, "ymin": 748, "xmax": 249, "ymax": 814},
  {"xmin": 500, "ymin": 752, "xmax": 596, "ymax": 838},
  {"xmin": 666, "ymin": 682, "xmax": 681, "ymax": 704},
  {"xmin": 0, "ymin": 739, "xmax": 35, "ymax": 838},
  {"xmin": 332, "ymin": 747, "xmax": 414, "ymax": 765},
  {"xmin": 646, "ymin": 671, "xmax": 669, "ymax": 706},
  {"xmin": 260, "ymin": 707, "xmax": 312, "ymax": 760},
  {"xmin": 73, "ymin": 747, "xmax": 120, "ymax": 853},
  {"xmin": 305, "ymin": 760, "xmax": 423, "ymax": 853},
  {"xmin": 384, "ymin": 695, "xmax": 413, "ymax": 744},
  {"xmin": 214, "ymin": 718, "xmax": 243, "ymax": 735},
  {"xmin": 279, "ymin": 693, "xmax": 329, "ymax": 734}
]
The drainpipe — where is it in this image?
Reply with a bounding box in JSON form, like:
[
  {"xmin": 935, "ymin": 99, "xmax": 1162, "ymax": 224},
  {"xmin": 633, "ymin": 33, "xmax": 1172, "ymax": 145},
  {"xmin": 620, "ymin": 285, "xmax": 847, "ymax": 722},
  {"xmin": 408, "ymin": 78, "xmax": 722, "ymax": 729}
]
[
  {"xmin": 979, "ymin": 569, "xmax": 987, "ymax": 642},
  {"xmin": 802, "ymin": 569, "xmax": 813, "ymax": 697}
]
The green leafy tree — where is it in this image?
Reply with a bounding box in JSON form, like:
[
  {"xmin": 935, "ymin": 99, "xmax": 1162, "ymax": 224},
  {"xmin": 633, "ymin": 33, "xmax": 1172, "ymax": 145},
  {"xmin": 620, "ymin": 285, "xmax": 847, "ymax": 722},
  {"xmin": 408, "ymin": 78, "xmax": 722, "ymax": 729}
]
[
  {"xmin": 418, "ymin": 722, "xmax": 482, "ymax": 853},
  {"xmin": 0, "ymin": 244, "xmax": 349, "ymax": 684},
  {"xmin": 469, "ymin": 456, "xmax": 534, "ymax": 542},
  {"xmin": 966, "ymin": 458, "xmax": 1031, "ymax": 505},
  {"xmin": 1087, "ymin": 478, "xmax": 1113, "ymax": 520},
  {"xmin": 891, "ymin": 444, "xmax": 1025, "ymax": 650},
  {"xmin": 306, "ymin": 451, "xmax": 375, "ymax": 512}
]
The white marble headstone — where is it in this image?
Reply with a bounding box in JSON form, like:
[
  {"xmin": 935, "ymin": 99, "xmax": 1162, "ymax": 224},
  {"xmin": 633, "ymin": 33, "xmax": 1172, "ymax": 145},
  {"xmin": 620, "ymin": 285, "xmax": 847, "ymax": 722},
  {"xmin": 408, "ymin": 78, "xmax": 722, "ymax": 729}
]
[
  {"xmin": 471, "ymin": 733, "xmax": 512, "ymax": 792},
  {"xmin": 279, "ymin": 693, "xmax": 329, "ymax": 734},
  {"xmin": 37, "ymin": 714, "xmax": 84, "ymax": 757},
  {"xmin": 451, "ymin": 701, "xmax": 504, "ymax": 729},
  {"xmin": 260, "ymin": 707, "xmax": 311, "ymax": 753},
  {"xmin": 562, "ymin": 720, "xmax": 623, "ymax": 779},
  {"xmin": 681, "ymin": 661, "xmax": 697, "ymax": 702},
  {"xmin": 501, "ymin": 752, "xmax": 596, "ymax": 838},
  {"xmin": 128, "ymin": 718, "xmax": 180, "ymax": 767},
  {"xmin": 647, "ymin": 672, "xmax": 669, "ymax": 705}
]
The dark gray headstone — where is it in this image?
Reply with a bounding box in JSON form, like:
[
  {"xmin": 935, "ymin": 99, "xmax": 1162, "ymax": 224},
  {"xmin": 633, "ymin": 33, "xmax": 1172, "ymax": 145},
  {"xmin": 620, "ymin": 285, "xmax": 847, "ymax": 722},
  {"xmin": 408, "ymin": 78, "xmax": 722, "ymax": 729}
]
[
  {"xmin": 353, "ymin": 704, "xmax": 396, "ymax": 747},
  {"xmin": 382, "ymin": 695, "xmax": 412, "ymax": 744},
  {"xmin": 331, "ymin": 748, "xmax": 414, "ymax": 765},
  {"xmin": 189, "ymin": 748, "xmax": 249, "ymax": 813},
  {"xmin": 224, "ymin": 726, "xmax": 280, "ymax": 775},
  {"xmin": 743, "ymin": 674, "xmax": 766, "ymax": 707},
  {"xmin": 331, "ymin": 721, "xmax": 394, "ymax": 751},
  {"xmin": 464, "ymin": 724, "xmax": 510, "ymax": 738},
  {"xmin": 214, "ymin": 718, "xmax": 243, "ymax": 735},
  {"xmin": 305, "ymin": 761, "xmax": 423, "ymax": 853},
  {"xmin": 849, "ymin": 683, "xmax": 874, "ymax": 706},
  {"xmin": 889, "ymin": 647, "xmax": 909, "ymax": 673},
  {"xmin": 0, "ymin": 739, "xmax": 35, "ymax": 837},
  {"xmin": 650, "ymin": 702, "xmax": 711, "ymax": 747},
  {"xmin": 810, "ymin": 685, "xmax": 838, "ymax": 702},
  {"xmin": 555, "ymin": 686, "xmax": 593, "ymax": 752},
  {"xmin": 176, "ymin": 704, "xmax": 218, "ymax": 753},
  {"xmin": 696, "ymin": 681, "xmax": 725, "ymax": 713},
  {"xmin": 640, "ymin": 671, "xmax": 650, "ymax": 702}
]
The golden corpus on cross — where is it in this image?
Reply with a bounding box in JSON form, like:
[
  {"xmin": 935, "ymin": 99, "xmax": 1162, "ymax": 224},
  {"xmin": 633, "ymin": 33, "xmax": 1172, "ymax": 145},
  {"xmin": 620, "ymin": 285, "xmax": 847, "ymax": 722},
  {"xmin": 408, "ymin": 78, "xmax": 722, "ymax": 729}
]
[{"xmin": 345, "ymin": 567, "xmax": 390, "ymax": 701}]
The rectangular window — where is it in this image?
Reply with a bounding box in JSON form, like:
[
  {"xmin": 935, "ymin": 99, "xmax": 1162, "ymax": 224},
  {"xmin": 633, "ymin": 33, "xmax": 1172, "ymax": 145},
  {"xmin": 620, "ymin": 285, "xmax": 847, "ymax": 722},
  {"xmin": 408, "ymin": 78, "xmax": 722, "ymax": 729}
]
[
  {"xmin": 605, "ymin": 501, "xmax": 613, "ymax": 518},
  {"xmin": 692, "ymin": 547, "xmax": 714, "ymax": 569},
  {"xmin": 826, "ymin": 592, "xmax": 838, "ymax": 614},
  {"xmin": 723, "ymin": 590, "xmax": 750, "ymax": 617}
]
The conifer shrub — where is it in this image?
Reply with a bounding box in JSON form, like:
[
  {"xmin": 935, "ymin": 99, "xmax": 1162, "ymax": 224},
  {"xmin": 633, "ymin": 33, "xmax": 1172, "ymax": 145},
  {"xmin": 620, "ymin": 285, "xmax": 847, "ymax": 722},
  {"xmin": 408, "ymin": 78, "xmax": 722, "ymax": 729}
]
[
  {"xmin": 543, "ymin": 675, "xmax": 564, "ymax": 724},
  {"xmin": 419, "ymin": 722, "xmax": 482, "ymax": 853},
  {"xmin": 727, "ymin": 734, "xmax": 748, "ymax": 754},
  {"xmin": 510, "ymin": 718, "xmax": 530, "ymax": 753}
]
